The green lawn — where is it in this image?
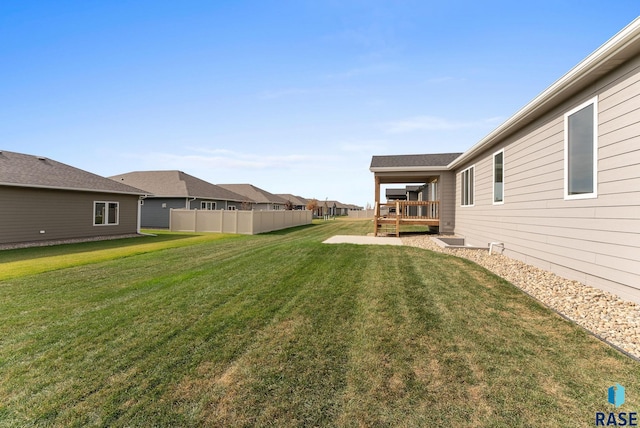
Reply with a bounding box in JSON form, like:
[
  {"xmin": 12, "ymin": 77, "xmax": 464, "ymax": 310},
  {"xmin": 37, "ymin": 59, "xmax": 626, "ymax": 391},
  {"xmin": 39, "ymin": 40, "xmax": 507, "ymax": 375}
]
[{"xmin": 0, "ymin": 219, "xmax": 638, "ymax": 427}]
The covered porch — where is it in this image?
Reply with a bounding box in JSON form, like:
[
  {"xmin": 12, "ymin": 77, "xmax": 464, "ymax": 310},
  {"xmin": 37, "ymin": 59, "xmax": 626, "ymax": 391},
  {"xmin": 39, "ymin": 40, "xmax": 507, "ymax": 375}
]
[
  {"xmin": 373, "ymin": 176, "xmax": 441, "ymax": 237},
  {"xmin": 370, "ymin": 153, "xmax": 461, "ymax": 237}
]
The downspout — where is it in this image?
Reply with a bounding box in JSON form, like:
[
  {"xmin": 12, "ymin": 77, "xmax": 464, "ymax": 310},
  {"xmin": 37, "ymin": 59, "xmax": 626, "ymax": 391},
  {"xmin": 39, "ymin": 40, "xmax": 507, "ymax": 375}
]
[
  {"xmin": 138, "ymin": 194, "xmax": 148, "ymax": 234},
  {"xmin": 186, "ymin": 197, "xmax": 197, "ymax": 209}
]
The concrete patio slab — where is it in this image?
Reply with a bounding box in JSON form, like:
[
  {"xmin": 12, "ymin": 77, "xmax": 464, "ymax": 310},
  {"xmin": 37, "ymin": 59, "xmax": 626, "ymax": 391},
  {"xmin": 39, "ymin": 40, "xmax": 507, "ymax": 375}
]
[{"xmin": 322, "ymin": 235, "xmax": 403, "ymax": 246}]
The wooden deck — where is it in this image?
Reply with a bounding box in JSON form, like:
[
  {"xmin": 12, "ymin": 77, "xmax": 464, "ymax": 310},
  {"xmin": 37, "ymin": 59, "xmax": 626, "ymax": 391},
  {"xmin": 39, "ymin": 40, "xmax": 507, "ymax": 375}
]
[{"xmin": 374, "ymin": 201, "xmax": 439, "ymax": 237}]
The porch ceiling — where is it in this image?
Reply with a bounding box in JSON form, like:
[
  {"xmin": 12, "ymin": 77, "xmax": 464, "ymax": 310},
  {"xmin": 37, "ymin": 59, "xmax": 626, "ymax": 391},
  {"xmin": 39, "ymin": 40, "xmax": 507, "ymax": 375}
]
[{"xmin": 374, "ymin": 171, "xmax": 445, "ymax": 184}]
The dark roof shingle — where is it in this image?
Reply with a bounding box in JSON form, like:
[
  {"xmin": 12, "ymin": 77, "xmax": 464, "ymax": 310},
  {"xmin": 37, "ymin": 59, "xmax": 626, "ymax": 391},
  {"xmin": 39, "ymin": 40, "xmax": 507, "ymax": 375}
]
[
  {"xmin": 0, "ymin": 150, "xmax": 144, "ymax": 194},
  {"xmin": 370, "ymin": 153, "xmax": 462, "ymax": 169},
  {"xmin": 218, "ymin": 184, "xmax": 287, "ymax": 204},
  {"xmin": 108, "ymin": 171, "xmax": 249, "ymax": 201}
]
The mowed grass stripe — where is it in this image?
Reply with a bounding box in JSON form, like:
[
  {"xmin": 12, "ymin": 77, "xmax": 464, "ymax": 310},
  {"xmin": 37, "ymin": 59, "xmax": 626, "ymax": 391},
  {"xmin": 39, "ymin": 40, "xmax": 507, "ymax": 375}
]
[
  {"xmin": 1, "ymin": 230, "xmax": 319, "ymax": 425},
  {"xmin": 0, "ymin": 219, "xmax": 638, "ymax": 427}
]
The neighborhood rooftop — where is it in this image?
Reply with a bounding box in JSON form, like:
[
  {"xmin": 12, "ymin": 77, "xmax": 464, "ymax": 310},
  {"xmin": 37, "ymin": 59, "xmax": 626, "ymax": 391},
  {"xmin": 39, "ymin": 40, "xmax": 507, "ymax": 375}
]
[
  {"xmin": 276, "ymin": 194, "xmax": 309, "ymax": 206},
  {"xmin": 109, "ymin": 170, "xmax": 248, "ymax": 202},
  {"xmin": 0, "ymin": 150, "xmax": 144, "ymax": 195},
  {"xmin": 218, "ymin": 183, "xmax": 288, "ymax": 205}
]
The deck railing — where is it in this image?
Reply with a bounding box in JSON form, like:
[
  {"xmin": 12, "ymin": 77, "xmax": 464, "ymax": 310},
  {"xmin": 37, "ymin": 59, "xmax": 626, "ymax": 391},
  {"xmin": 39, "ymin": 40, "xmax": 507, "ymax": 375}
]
[{"xmin": 377, "ymin": 200, "xmax": 439, "ymax": 220}]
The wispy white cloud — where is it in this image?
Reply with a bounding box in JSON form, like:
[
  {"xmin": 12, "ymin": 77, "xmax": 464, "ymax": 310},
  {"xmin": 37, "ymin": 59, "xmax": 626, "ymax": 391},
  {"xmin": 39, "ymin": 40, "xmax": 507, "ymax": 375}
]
[
  {"xmin": 383, "ymin": 115, "xmax": 504, "ymax": 133},
  {"xmin": 125, "ymin": 147, "xmax": 339, "ymax": 171}
]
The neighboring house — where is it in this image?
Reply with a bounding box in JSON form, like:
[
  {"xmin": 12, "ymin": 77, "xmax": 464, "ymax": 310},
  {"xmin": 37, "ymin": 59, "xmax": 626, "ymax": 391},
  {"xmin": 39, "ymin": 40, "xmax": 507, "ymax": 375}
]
[
  {"xmin": 109, "ymin": 170, "xmax": 249, "ymax": 229},
  {"xmin": 330, "ymin": 200, "xmax": 352, "ymax": 216},
  {"xmin": 345, "ymin": 204, "xmax": 364, "ymax": 212},
  {"xmin": 0, "ymin": 150, "xmax": 145, "ymax": 245},
  {"xmin": 218, "ymin": 184, "xmax": 288, "ymax": 211},
  {"xmin": 386, "ymin": 188, "xmax": 409, "ymax": 201},
  {"xmin": 276, "ymin": 194, "xmax": 309, "ymax": 210},
  {"xmin": 312, "ymin": 200, "xmax": 353, "ymax": 217},
  {"xmin": 370, "ymin": 17, "xmax": 640, "ymax": 303}
]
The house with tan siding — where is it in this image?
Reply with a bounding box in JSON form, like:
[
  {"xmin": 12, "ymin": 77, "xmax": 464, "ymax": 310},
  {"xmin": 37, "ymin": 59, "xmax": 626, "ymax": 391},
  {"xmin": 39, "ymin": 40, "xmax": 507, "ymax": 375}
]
[
  {"xmin": 0, "ymin": 151, "xmax": 145, "ymax": 246},
  {"xmin": 370, "ymin": 17, "xmax": 640, "ymax": 303}
]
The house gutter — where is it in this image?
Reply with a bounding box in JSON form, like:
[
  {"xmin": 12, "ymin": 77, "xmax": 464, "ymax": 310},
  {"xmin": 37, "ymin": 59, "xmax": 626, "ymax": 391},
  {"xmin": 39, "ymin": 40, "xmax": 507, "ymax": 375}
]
[
  {"xmin": 448, "ymin": 16, "xmax": 640, "ymax": 170},
  {"xmin": 137, "ymin": 194, "xmax": 149, "ymax": 234},
  {"xmin": 369, "ymin": 166, "xmax": 451, "ymax": 173}
]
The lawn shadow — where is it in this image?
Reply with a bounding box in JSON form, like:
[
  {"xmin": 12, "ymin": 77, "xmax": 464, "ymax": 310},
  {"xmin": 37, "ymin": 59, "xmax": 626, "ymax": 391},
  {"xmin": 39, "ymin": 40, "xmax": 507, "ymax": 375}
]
[
  {"xmin": 260, "ymin": 224, "xmax": 318, "ymax": 236},
  {"xmin": 0, "ymin": 233, "xmax": 202, "ymax": 263}
]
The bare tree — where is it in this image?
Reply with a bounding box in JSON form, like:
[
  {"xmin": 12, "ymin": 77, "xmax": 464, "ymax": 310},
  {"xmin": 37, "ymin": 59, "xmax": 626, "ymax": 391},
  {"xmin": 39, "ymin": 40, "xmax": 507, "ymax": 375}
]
[{"xmin": 306, "ymin": 198, "xmax": 318, "ymax": 211}]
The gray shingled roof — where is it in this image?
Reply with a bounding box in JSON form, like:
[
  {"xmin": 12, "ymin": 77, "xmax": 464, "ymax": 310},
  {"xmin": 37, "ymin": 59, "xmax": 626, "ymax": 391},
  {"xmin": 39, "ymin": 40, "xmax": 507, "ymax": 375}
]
[
  {"xmin": 276, "ymin": 194, "xmax": 309, "ymax": 206},
  {"xmin": 370, "ymin": 153, "xmax": 462, "ymax": 168},
  {"xmin": 0, "ymin": 150, "xmax": 144, "ymax": 194},
  {"xmin": 386, "ymin": 188, "xmax": 408, "ymax": 198},
  {"xmin": 218, "ymin": 184, "xmax": 288, "ymax": 205},
  {"xmin": 109, "ymin": 171, "xmax": 249, "ymax": 202},
  {"xmin": 322, "ymin": 200, "xmax": 351, "ymax": 209}
]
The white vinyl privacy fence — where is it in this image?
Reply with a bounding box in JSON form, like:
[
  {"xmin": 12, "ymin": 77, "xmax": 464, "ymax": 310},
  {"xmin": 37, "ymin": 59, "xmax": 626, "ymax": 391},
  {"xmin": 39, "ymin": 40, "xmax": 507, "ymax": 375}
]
[
  {"xmin": 348, "ymin": 209, "xmax": 375, "ymax": 219},
  {"xmin": 170, "ymin": 209, "xmax": 312, "ymax": 235}
]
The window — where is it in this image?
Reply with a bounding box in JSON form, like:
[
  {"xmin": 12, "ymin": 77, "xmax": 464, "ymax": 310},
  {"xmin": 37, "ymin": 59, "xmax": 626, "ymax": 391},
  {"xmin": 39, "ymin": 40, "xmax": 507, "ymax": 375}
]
[
  {"xmin": 227, "ymin": 205, "xmax": 237, "ymax": 211},
  {"xmin": 460, "ymin": 166, "xmax": 474, "ymax": 206},
  {"xmin": 94, "ymin": 201, "xmax": 119, "ymax": 225},
  {"xmin": 565, "ymin": 97, "xmax": 598, "ymax": 199},
  {"xmin": 493, "ymin": 150, "xmax": 504, "ymax": 204},
  {"xmin": 200, "ymin": 201, "xmax": 216, "ymax": 210}
]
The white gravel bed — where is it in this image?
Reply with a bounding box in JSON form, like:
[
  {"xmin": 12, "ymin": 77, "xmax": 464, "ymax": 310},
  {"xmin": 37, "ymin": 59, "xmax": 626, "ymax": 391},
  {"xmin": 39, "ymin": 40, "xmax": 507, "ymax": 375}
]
[
  {"xmin": 402, "ymin": 234, "xmax": 640, "ymax": 361},
  {"xmin": 0, "ymin": 234, "xmax": 143, "ymax": 251}
]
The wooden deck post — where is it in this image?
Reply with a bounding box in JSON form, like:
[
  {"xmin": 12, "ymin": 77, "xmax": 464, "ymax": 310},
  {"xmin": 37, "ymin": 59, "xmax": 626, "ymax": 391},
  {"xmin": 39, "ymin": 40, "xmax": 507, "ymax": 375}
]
[
  {"xmin": 374, "ymin": 176, "xmax": 380, "ymax": 236},
  {"xmin": 395, "ymin": 200, "xmax": 400, "ymax": 237}
]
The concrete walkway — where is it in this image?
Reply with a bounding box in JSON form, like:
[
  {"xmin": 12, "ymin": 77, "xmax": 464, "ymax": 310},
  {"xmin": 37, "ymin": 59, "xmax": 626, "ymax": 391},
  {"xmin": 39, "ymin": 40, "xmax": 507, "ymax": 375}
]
[{"xmin": 322, "ymin": 235, "xmax": 403, "ymax": 246}]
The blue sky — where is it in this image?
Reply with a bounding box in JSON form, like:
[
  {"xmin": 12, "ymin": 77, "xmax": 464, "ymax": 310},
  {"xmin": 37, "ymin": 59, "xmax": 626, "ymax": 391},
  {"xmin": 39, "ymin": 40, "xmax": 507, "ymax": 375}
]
[{"xmin": 2, "ymin": 1, "xmax": 638, "ymax": 207}]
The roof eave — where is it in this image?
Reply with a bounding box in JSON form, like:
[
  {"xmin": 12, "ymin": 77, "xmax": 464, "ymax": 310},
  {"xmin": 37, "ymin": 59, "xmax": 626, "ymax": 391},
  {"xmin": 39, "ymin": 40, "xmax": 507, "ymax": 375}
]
[
  {"xmin": 1, "ymin": 182, "xmax": 147, "ymax": 195},
  {"xmin": 370, "ymin": 166, "xmax": 451, "ymax": 173},
  {"xmin": 448, "ymin": 16, "xmax": 640, "ymax": 170}
]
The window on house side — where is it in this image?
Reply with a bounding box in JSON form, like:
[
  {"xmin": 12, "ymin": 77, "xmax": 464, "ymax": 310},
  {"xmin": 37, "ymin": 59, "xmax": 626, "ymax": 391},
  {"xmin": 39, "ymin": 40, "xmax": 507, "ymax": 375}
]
[
  {"xmin": 565, "ymin": 97, "xmax": 598, "ymax": 199},
  {"xmin": 94, "ymin": 201, "xmax": 119, "ymax": 225},
  {"xmin": 461, "ymin": 166, "xmax": 474, "ymax": 206},
  {"xmin": 200, "ymin": 201, "xmax": 216, "ymax": 210},
  {"xmin": 493, "ymin": 150, "xmax": 504, "ymax": 204}
]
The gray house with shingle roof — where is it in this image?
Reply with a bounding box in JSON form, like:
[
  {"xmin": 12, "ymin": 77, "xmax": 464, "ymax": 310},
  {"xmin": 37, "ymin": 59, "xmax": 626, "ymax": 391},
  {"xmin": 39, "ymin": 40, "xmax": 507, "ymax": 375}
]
[
  {"xmin": 109, "ymin": 171, "xmax": 250, "ymax": 229},
  {"xmin": 0, "ymin": 150, "xmax": 145, "ymax": 245},
  {"xmin": 276, "ymin": 194, "xmax": 308, "ymax": 210},
  {"xmin": 218, "ymin": 184, "xmax": 288, "ymax": 211}
]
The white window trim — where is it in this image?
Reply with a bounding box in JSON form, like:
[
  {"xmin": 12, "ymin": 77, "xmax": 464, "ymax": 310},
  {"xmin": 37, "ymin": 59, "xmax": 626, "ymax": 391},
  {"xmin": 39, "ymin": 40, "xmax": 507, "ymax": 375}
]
[
  {"xmin": 493, "ymin": 149, "xmax": 504, "ymax": 205},
  {"xmin": 460, "ymin": 165, "xmax": 475, "ymax": 207},
  {"xmin": 564, "ymin": 96, "xmax": 598, "ymax": 200},
  {"xmin": 200, "ymin": 201, "xmax": 217, "ymax": 210},
  {"xmin": 93, "ymin": 201, "xmax": 120, "ymax": 226}
]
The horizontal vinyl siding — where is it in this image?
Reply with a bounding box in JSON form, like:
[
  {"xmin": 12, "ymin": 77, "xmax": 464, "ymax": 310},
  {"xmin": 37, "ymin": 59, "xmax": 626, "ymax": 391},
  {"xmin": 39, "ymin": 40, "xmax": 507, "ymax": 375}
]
[
  {"xmin": 454, "ymin": 54, "xmax": 640, "ymax": 302},
  {"xmin": 439, "ymin": 171, "xmax": 456, "ymax": 233},
  {"xmin": 0, "ymin": 187, "xmax": 139, "ymax": 244},
  {"xmin": 141, "ymin": 198, "xmax": 186, "ymax": 228}
]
